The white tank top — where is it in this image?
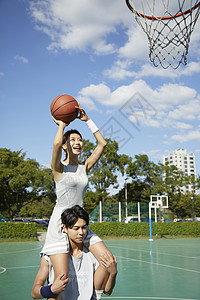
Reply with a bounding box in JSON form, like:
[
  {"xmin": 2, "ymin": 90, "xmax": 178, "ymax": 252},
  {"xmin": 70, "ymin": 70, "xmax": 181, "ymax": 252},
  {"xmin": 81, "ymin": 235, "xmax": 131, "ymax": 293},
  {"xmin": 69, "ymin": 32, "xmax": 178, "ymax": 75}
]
[{"xmin": 55, "ymin": 163, "xmax": 89, "ymax": 208}]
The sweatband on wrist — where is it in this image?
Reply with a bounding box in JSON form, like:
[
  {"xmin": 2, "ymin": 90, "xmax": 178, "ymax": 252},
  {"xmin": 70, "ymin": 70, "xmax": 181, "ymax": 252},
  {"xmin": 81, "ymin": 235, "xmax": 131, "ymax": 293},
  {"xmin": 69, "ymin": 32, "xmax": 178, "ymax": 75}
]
[
  {"xmin": 86, "ymin": 119, "xmax": 99, "ymax": 134},
  {"xmin": 40, "ymin": 284, "xmax": 56, "ymax": 298}
]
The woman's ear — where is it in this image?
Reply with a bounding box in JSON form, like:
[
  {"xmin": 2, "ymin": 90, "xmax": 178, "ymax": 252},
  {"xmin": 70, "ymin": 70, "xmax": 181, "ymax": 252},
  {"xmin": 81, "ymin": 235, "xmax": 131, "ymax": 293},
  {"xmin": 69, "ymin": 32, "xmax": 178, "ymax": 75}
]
[{"xmin": 62, "ymin": 143, "xmax": 67, "ymax": 151}]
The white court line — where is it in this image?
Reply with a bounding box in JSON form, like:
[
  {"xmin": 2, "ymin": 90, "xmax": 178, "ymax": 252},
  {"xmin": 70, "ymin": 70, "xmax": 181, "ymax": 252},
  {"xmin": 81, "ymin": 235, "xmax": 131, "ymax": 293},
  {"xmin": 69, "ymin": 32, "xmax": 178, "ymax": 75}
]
[
  {"xmin": 0, "ymin": 265, "xmax": 40, "ymax": 274},
  {"xmin": 117, "ymin": 255, "xmax": 200, "ymax": 274},
  {"xmin": 6, "ymin": 265, "xmax": 40, "ymax": 270},
  {"xmin": 110, "ymin": 245, "xmax": 200, "ymax": 260},
  {"xmin": 0, "ymin": 267, "xmax": 6, "ymax": 274},
  {"xmin": 102, "ymin": 297, "xmax": 199, "ymax": 300},
  {"xmin": 0, "ymin": 244, "xmax": 42, "ymax": 255}
]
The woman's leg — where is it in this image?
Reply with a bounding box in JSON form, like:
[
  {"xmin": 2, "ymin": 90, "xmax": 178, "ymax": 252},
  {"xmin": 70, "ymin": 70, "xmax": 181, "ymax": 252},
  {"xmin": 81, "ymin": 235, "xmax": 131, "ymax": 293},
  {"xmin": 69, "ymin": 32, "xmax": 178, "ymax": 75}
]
[
  {"xmin": 93, "ymin": 264, "xmax": 108, "ymax": 300},
  {"xmin": 89, "ymin": 241, "xmax": 112, "ymax": 297},
  {"xmin": 88, "ymin": 241, "xmax": 113, "ymax": 263},
  {"xmin": 48, "ymin": 253, "xmax": 69, "ymax": 300}
]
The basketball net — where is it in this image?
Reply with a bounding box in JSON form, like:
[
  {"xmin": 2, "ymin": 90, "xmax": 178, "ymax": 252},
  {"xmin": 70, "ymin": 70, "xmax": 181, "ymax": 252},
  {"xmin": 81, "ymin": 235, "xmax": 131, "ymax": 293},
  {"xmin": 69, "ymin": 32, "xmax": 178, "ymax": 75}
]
[{"xmin": 125, "ymin": 0, "xmax": 200, "ymax": 69}]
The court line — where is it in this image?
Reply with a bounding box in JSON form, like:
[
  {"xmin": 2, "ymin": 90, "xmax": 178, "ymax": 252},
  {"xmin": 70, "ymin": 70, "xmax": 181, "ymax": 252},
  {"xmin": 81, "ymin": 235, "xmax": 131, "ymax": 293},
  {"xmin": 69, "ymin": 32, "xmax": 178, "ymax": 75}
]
[
  {"xmin": 0, "ymin": 245, "xmax": 42, "ymax": 255},
  {"xmin": 110, "ymin": 245, "xmax": 200, "ymax": 260},
  {"xmin": 0, "ymin": 267, "xmax": 6, "ymax": 274},
  {"xmin": 6, "ymin": 265, "xmax": 40, "ymax": 270},
  {"xmin": 102, "ymin": 297, "xmax": 199, "ymax": 300},
  {"xmin": 0, "ymin": 265, "xmax": 40, "ymax": 275},
  {"xmin": 117, "ymin": 255, "xmax": 200, "ymax": 274}
]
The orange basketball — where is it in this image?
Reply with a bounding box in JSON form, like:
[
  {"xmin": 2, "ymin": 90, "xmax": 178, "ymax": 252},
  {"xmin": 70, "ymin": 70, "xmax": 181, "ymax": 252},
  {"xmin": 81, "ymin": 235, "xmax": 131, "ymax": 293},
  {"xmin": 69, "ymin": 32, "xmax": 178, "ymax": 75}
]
[{"xmin": 50, "ymin": 94, "xmax": 78, "ymax": 124}]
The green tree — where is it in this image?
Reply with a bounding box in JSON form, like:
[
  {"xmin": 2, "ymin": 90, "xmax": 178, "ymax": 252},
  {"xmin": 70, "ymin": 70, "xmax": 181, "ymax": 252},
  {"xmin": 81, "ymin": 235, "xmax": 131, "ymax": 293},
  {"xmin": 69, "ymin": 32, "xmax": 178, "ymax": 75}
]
[
  {"xmin": 0, "ymin": 148, "xmax": 55, "ymax": 220},
  {"xmin": 83, "ymin": 190, "xmax": 99, "ymax": 214},
  {"xmin": 80, "ymin": 139, "xmax": 131, "ymax": 204},
  {"xmin": 162, "ymin": 162, "xmax": 188, "ymax": 214},
  {"xmin": 126, "ymin": 154, "xmax": 164, "ymax": 202},
  {"xmin": 19, "ymin": 197, "xmax": 55, "ymax": 218}
]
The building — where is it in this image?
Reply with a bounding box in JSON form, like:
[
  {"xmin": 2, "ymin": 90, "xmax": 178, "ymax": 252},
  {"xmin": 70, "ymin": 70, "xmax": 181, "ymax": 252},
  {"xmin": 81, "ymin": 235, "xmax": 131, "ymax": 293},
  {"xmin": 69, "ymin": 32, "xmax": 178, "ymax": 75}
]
[{"xmin": 163, "ymin": 148, "xmax": 196, "ymax": 193}]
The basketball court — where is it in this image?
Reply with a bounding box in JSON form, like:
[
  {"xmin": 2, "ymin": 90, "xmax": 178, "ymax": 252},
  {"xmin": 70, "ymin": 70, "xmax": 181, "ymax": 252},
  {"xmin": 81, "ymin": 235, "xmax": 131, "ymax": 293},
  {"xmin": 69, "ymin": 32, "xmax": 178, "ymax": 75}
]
[
  {"xmin": 1, "ymin": 2, "xmax": 200, "ymax": 300},
  {"xmin": 1, "ymin": 238, "xmax": 200, "ymax": 300}
]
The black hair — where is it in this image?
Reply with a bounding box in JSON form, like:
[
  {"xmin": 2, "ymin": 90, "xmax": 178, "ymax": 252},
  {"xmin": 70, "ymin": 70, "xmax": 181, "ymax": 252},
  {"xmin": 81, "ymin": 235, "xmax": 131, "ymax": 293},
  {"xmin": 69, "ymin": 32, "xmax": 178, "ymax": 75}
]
[
  {"xmin": 62, "ymin": 129, "xmax": 82, "ymax": 145},
  {"xmin": 61, "ymin": 205, "xmax": 89, "ymax": 228}
]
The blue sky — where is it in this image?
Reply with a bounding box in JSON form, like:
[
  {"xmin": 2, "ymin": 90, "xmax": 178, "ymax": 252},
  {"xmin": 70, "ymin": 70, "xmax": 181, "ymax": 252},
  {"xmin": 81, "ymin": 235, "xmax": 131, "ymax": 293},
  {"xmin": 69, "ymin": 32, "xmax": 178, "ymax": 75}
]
[{"xmin": 1, "ymin": 0, "xmax": 200, "ymax": 191}]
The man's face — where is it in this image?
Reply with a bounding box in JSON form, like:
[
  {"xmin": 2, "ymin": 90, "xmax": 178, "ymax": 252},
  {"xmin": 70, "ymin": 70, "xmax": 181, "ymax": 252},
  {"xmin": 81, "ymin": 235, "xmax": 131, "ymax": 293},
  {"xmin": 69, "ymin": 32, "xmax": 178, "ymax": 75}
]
[{"xmin": 64, "ymin": 218, "xmax": 87, "ymax": 244}]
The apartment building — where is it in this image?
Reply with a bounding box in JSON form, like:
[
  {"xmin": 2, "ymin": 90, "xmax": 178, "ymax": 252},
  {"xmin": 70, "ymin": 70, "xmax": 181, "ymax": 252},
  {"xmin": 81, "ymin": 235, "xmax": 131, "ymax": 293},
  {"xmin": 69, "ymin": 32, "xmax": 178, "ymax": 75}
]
[{"xmin": 163, "ymin": 148, "xmax": 196, "ymax": 193}]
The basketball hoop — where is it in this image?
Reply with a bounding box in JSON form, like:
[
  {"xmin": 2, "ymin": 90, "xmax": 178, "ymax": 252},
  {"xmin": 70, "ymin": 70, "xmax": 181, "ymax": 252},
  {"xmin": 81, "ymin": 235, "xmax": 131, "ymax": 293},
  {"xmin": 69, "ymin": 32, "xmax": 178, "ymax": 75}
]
[{"xmin": 125, "ymin": 0, "xmax": 200, "ymax": 69}]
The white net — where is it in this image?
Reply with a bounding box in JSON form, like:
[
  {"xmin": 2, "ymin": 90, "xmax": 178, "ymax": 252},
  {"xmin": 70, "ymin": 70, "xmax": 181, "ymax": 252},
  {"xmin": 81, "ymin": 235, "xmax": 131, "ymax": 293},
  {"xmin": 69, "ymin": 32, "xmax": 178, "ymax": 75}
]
[{"xmin": 126, "ymin": 0, "xmax": 200, "ymax": 68}]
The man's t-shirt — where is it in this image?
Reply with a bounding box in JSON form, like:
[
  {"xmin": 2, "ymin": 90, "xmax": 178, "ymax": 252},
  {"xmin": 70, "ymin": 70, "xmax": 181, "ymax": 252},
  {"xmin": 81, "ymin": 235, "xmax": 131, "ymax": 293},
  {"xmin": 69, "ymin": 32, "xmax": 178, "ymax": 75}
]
[{"xmin": 47, "ymin": 247, "xmax": 99, "ymax": 300}]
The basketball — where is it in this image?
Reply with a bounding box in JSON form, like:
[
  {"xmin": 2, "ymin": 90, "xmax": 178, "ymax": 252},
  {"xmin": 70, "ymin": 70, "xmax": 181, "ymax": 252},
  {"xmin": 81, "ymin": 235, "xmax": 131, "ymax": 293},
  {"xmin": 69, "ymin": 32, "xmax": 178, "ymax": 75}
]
[{"xmin": 50, "ymin": 94, "xmax": 78, "ymax": 124}]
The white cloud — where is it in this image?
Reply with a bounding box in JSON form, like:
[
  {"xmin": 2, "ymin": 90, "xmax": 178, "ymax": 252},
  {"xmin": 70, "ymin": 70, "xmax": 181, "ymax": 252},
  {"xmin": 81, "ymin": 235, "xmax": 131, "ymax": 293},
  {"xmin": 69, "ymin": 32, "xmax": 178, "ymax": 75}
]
[
  {"xmin": 14, "ymin": 55, "xmax": 29, "ymax": 64},
  {"xmin": 142, "ymin": 149, "xmax": 162, "ymax": 160},
  {"xmin": 118, "ymin": 26, "xmax": 149, "ymax": 61},
  {"xmin": 77, "ymin": 83, "xmax": 111, "ymax": 110},
  {"xmin": 174, "ymin": 122, "xmax": 193, "ymax": 130},
  {"xmin": 167, "ymin": 99, "xmax": 200, "ymax": 121},
  {"xmin": 103, "ymin": 59, "xmax": 136, "ymax": 80},
  {"xmin": 171, "ymin": 130, "xmax": 200, "ymax": 143},
  {"xmin": 0, "ymin": 72, "xmax": 4, "ymax": 77},
  {"xmin": 77, "ymin": 80, "xmax": 200, "ymax": 134},
  {"xmin": 134, "ymin": 61, "xmax": 200, "ymax": 79},
  {"xmin": 29, "ymin": 0, "xmax": 200, "ymax": 74},
  {"xmin": 104, "ymin": 60, "xmax": 200, "ymax": 81},
  {"xmin": 29, "ymin": 0, "xmax": 128, "ymax": 54}
]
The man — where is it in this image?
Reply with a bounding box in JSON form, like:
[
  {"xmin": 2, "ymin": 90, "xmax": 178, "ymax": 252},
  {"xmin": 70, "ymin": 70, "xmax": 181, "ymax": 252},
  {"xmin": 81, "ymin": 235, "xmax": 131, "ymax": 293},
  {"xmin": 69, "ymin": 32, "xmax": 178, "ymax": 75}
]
[{"xmin": 31, "ymin": 205, "xmax": 117, "ymax": 299}]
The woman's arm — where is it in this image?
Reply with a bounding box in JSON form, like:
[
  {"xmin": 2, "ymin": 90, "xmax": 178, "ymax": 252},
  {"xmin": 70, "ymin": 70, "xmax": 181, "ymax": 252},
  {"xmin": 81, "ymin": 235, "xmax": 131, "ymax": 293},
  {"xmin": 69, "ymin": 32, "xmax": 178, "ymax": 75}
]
[
  {"xmin": 51, "ymin": 117, "xmax": 68, "ymax": 181},
  {"xmin": 76, "ymin": 104, "xmax": 107, "ymax": 172},
  {"xmin": 85, "ymin": 129, "xmax": 107, "ymax": 172}
]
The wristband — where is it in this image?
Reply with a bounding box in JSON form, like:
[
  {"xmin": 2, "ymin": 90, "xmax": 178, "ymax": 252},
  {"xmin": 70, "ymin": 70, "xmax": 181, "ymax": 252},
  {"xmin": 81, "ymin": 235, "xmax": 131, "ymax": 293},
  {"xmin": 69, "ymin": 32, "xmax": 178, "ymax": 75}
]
[
  {"xmin": 40, "ymin": 284, "xmax": 56, "ymax": 298},
  {"xmin": 86, "ymin": 119, "xmax": 99, "ymax": 134}
]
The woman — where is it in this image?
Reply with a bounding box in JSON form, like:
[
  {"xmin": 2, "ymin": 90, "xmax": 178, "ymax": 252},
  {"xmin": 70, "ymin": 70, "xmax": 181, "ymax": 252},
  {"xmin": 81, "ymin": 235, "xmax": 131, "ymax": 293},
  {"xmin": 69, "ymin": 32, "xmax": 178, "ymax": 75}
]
[{"xmin": 40, "ymin": 103, "xmax": 113, "ymax": 299}]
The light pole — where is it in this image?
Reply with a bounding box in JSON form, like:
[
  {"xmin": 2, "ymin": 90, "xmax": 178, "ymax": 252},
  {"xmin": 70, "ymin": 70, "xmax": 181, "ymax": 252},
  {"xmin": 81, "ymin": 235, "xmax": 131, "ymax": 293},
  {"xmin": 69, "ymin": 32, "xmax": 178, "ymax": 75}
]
[
  {"xmin": 193, "ymin": 183, "xmax": 196, "ymax": 221},
  {"xmin": 125, "ymin": 178, "xmax": 128, "ymax": 220}
]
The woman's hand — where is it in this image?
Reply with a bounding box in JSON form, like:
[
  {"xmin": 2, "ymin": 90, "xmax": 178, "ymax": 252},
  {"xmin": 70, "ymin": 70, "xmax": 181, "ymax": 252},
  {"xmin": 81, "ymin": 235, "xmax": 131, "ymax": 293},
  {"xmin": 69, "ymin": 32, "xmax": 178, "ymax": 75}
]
[
  {"xmin": 76, "ymin": 103, "xmax": 89, "ymax": 122},
  {"xmin": 51, "ymin": 116, "xmax": 69, "ymax": 127}
]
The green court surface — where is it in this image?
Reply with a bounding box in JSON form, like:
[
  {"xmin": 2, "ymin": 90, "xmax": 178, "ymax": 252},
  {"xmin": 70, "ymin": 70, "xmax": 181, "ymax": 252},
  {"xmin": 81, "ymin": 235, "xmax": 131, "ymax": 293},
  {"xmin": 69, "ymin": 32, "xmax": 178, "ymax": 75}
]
[{"xmin": 0, "ymin": 238, "xmax": 200, "ymax": 300}]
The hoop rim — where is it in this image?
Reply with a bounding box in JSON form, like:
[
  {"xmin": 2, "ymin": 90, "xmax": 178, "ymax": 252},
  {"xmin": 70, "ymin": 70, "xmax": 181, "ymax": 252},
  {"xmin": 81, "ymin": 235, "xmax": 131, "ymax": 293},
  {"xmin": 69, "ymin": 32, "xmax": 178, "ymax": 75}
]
[{"xmin": 125, "ymin": 0, "xmax": 200, "ymax": 20}]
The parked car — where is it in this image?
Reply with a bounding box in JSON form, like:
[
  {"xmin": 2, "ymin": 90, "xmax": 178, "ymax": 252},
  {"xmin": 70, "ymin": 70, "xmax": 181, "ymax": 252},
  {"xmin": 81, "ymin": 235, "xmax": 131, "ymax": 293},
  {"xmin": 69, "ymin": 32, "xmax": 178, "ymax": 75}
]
[{"xmin": 31, "ymin": 219, "xmax": 49, "ymax": 229}]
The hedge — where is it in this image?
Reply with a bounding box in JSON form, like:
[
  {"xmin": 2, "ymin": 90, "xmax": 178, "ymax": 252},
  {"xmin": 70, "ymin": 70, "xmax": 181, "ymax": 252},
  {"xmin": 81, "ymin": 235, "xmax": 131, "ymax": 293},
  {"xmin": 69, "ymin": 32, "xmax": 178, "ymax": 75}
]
[
  {"xmin": 1, "ymin": 221, "xmax": 200, "ymax": 240},
  {"xmin": 0, "ymin": 222, "xmax": 37, "ymax": 239},
  {"xmin": 89, "ymin": 221, "xmax": 200, "ymax": 238}
]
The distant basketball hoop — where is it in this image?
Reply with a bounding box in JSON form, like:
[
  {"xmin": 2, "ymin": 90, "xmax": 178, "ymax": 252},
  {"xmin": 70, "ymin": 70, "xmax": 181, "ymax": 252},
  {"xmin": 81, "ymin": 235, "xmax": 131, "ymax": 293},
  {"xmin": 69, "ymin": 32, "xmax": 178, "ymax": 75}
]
[
  {"xmin": 125, "ymin": 0, "xmax": 200, "ymax": 69},
  {"xmin": 149, "ymin": 195, "xmax": 168, "ymax": 241}
]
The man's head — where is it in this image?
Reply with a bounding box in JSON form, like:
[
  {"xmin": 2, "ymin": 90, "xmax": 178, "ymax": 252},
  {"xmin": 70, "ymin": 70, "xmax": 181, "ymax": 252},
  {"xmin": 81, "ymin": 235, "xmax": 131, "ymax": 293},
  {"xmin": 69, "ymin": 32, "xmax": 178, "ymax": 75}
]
[{"xmin": 61, "ymin": 205, "xmax": 89, "ymax": 243}]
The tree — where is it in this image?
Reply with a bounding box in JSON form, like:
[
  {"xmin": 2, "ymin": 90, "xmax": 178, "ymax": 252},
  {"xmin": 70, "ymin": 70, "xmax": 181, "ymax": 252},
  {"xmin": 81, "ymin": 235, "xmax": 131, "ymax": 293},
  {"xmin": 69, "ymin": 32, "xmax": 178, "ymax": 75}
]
[
  {"xmin": 80, "ymin": 139, "xmax": 131, "ymax": 203},
  {"xmin": 0, "ymin": 148, "xmax": 55, "ymax": 220},
  {"xmin": 126, "ymin": 154, "xmax": 164, "ymax": 202},
  {"xmin": 19, "ymin": 197, "xmax": 55, "ymax": 218},
  {"xmin": 83, "ymin": 190, "xmax": 99, "ymax": 214}
]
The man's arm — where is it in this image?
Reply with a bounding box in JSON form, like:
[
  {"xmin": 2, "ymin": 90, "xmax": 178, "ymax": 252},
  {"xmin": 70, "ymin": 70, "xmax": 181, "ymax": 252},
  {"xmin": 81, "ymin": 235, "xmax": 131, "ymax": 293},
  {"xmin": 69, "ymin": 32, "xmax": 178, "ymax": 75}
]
[
  {"xmin": 31, "ymin": 257, "xmax": 49, "ymax": 299},
  {"xmin": 31, "ymin": 257, "xmax": 68, "ymax": 299}
]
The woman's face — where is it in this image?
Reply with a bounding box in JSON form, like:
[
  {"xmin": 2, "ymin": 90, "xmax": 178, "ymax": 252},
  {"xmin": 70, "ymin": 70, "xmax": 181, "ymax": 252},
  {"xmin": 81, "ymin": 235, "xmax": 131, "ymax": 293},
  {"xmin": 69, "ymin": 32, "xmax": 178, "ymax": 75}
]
[{"xmin": 67, "ymin": 133, "xmax": 83, "ymax": 156}]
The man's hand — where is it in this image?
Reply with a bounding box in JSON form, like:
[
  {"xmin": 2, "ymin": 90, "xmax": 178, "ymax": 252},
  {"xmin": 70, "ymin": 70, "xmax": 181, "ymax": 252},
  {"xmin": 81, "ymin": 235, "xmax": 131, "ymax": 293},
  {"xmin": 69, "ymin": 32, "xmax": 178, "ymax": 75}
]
[
  {"xmin": 51, "ymin": 273, "xmax": 69, "ymax": 294},
  {"xmin": 100, "ymin": 252, "xmax": 117, "ymax": 276}
]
